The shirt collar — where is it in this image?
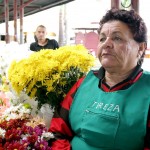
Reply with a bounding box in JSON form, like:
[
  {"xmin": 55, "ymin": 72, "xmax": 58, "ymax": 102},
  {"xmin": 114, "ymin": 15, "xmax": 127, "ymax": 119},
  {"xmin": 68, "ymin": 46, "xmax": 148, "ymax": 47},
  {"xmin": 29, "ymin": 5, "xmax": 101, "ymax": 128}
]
[
  {"xmin": 36, "ymin": 38, "xmax": 49, "ymax": 46},
  {"xmin": 97, "ymin": 64, "xmax": 143, "ymax": 81}
]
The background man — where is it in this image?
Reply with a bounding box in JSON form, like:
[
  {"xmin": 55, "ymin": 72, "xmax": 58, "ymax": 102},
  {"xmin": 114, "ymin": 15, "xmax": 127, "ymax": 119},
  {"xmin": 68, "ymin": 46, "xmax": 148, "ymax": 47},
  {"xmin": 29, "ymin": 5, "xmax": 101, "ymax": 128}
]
[{"xmin": 30, "ymin": 25, "xmax": 59, "ymax": 51}]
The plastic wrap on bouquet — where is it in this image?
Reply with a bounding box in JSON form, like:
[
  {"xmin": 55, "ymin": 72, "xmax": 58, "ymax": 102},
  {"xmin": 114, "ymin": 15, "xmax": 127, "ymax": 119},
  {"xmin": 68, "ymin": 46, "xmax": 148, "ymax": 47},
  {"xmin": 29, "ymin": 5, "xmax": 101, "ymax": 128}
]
[{"xmin": 39, "ymin": 103, "xmax": 54, "ymax": 128}]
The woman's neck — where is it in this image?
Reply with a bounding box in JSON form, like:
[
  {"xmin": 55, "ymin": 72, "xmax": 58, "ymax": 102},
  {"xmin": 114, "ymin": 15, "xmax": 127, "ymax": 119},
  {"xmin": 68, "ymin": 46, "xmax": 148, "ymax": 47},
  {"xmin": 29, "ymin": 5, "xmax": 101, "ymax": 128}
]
[{"xmin": 105, "ymin": 69, "xmax": 134, "ymax": 87}]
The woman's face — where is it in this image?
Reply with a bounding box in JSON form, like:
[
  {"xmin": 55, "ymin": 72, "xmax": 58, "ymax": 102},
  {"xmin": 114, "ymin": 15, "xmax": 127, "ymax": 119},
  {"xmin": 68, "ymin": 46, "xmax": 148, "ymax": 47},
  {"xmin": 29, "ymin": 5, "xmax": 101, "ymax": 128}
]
[{"xmin": 97, "ymin": 21, "xmax": 144, "ymax": 72}]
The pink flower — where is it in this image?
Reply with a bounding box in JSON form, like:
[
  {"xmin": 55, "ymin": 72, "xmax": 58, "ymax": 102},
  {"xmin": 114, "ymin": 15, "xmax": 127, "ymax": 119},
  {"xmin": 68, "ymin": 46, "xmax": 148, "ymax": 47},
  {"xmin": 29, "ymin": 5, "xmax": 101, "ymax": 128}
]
[{"xmin": 0, "ymin": 92, "xmax": 10, "ymax": 116}]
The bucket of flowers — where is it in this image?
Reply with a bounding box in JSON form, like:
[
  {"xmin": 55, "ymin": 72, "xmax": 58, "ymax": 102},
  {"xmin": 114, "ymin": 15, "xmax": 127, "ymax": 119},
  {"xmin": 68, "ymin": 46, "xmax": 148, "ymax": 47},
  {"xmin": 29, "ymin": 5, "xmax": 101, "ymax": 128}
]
[
  {"xmin": 0, "ymin": 103, "xmax": 54, "ymax": 149},
  {"xmin": 0, "ymin": 75, "xmax": 54, "ymax": 149},
  {"xmin": 8, "ymin": 45, "xmax": 95, "ymax": 110}
]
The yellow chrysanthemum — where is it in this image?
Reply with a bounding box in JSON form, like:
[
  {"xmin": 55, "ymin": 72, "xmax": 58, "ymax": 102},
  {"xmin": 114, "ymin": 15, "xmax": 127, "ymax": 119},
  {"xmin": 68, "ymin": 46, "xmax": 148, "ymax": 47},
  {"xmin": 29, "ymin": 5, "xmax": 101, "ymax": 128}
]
[{"xmin": 8, "ymin": 45, "xmax": 95, "ymax": 109}]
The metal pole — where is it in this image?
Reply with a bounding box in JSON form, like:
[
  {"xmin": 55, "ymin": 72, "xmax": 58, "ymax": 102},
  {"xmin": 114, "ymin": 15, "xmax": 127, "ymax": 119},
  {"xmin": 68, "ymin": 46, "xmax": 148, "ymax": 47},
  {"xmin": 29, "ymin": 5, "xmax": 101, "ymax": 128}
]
[
  {"xmin": 13, "ymin": 0, "xmax": 18, "ymax": 42},
  {"xmin": 132, "ymin": 0, "xmax": 139, "ymax": 13},
  {"xmin": 111, "ymin": 0, "xmax": 119, "ymax": 9},
  {"xmin": 4, "ymin": 0, "xmax": 10, "ymax": 43}
]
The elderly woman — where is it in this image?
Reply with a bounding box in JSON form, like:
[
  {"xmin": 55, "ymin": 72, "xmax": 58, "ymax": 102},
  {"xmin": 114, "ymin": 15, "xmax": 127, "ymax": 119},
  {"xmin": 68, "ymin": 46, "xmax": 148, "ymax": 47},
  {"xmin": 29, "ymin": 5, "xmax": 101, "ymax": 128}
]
[{"xmin": 49, "ymin": 8, "xmax": 150, "ymax": 150}]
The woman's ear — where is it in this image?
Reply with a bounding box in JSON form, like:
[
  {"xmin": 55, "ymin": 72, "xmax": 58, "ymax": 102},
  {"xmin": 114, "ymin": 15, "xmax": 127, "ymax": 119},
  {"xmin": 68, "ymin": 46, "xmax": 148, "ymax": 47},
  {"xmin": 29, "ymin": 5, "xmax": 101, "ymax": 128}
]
[{"xmin": 138, "ymin": 42, "xmax": 147, "ymax": 56}]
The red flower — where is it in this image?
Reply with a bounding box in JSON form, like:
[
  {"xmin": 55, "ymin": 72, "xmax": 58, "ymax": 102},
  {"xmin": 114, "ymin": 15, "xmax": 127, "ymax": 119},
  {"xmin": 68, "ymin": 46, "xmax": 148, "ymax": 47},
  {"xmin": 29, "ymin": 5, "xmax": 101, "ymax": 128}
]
[
  {"xmin": 4, "ymin": 141, "xmax": 26, "ymax": 150},
  {"xmin": 0, "ymin": 138, "xmax": 4, "ymax": 150},
  {"xmin": 27, "ymin": 134, "xmax": 38, "ymax": 144},
  {"xmin": 5, "ymin": 128, "xmax": 22, "ymax": 141},
  {"xmin": 0, "ymin": 118, "xmax": 52, "ymax": 149}
]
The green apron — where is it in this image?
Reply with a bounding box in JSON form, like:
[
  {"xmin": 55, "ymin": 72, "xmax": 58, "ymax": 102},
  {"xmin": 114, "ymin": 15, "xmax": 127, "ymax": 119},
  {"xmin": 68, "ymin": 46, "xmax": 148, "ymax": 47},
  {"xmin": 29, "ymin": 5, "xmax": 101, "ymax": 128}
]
[{"xmin": 69, "ymin": 70, "xmax": 150, "ymax": 150}]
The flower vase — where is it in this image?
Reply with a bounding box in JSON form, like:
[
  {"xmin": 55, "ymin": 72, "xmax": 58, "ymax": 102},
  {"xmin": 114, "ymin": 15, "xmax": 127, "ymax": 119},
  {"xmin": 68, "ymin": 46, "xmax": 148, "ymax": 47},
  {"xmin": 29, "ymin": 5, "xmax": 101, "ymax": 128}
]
[{"xmin": 39, "ymin": 103, "xmax": 54, "ymax": 128}]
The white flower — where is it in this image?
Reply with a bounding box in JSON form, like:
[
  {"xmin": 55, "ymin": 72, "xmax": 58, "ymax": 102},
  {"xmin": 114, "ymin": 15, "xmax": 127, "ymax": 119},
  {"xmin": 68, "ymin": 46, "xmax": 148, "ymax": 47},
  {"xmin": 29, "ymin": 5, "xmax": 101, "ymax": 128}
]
[
  {"xmin": 41, "ymin": 132, "xmax": 54, "ymax": 140},
  {"xmin": 1, "ymin": 103, "xmax": 32, "ymax": 121},
  {"xmin": 0, "ymin": 127, "xmax": 6, "ymax": 138}
]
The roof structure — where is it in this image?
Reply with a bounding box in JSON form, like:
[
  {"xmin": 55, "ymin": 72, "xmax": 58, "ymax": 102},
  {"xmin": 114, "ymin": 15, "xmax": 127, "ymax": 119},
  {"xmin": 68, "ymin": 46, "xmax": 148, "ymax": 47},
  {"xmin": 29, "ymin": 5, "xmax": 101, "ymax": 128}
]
[{"xmin": 0, "ymin": 0, "xmax": 74, "ymax": 23}]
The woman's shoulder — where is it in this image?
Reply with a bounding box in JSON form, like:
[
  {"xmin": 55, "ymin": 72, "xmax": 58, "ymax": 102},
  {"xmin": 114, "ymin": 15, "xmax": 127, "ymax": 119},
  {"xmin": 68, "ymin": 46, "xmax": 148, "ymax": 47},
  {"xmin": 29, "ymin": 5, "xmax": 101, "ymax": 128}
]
[{"xmin": 143, "ymin": 70, "xmax": 150, "ymax": 75}]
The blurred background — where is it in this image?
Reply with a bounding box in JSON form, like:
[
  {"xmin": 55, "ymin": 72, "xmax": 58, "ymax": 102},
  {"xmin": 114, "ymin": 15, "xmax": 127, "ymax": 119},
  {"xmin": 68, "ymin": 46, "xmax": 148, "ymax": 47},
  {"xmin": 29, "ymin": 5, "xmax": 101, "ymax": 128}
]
[{"xmin": 0, "ymin": 0, "xmax": 150, "ymax": 70}]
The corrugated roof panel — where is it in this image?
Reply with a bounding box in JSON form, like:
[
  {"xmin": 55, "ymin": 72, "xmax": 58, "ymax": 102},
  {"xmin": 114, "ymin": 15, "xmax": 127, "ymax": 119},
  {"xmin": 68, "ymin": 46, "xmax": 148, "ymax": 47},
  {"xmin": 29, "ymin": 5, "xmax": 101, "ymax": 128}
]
[{"xmin": 0, "ymin": 0, "xmax": 74, "ymax": 23}]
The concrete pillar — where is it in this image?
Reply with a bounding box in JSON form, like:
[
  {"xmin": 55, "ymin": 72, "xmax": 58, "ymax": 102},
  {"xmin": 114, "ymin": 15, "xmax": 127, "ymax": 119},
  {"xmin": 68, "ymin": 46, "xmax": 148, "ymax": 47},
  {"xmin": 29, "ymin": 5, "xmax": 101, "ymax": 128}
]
[
  {"xmin": 58, "ymin": 5, "xmax": 67, "ymax": 46},
  {"xmin": 19, "ymin": 0, "xmax": 24, "ymax": 44}
]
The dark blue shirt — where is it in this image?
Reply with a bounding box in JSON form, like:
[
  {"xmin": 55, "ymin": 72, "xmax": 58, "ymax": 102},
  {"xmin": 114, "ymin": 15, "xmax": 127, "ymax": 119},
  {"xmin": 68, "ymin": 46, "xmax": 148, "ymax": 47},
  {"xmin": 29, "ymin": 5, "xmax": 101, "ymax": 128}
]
[{"xmin": 30, "ymin": 38, "xmax": 59, "ymax": 51}]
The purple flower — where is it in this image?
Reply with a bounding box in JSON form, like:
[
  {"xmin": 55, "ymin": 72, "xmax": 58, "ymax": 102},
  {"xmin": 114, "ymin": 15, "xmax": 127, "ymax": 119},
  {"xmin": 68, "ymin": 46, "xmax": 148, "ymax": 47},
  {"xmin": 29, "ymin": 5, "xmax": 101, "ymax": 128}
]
[{"xmin": 34, "ymin": 139, "xmax": 51, "ymax": 150}]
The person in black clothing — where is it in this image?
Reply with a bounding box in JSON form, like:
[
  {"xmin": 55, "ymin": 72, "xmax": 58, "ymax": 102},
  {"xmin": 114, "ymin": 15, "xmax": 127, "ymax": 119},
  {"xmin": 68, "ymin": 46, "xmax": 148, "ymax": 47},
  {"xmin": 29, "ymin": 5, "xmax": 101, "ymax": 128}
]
[{"xmin": 30, "ymin": 25, "xmax": 59, "ymax": 51}]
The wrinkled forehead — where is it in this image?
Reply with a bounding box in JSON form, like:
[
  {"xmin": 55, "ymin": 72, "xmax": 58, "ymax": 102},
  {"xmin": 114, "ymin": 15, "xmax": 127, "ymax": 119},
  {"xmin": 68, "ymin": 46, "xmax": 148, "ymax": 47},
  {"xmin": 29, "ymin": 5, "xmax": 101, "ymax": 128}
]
[
  {"xmin": 99, "ymin": 20, "xmax": 133, "ymax": 37},
  {"xmin": 100, "ymin": 21, "xmax": 130, "ymax": 33}
]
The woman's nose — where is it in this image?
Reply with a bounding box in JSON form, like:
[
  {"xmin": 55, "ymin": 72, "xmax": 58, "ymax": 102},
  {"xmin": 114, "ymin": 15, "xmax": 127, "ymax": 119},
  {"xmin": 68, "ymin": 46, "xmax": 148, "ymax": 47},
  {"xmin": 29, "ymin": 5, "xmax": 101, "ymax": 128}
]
[{"xmin": 102, "ymin": 37, "xmax": 113, "ymax": 48}]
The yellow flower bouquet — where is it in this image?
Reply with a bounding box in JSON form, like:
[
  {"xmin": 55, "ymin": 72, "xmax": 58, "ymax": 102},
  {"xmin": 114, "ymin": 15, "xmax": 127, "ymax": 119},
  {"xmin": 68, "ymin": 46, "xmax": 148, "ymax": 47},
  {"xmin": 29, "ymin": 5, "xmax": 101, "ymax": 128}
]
[{"xmin": 8, "ymin": 45, "xmax": 95, "ymax": 109}]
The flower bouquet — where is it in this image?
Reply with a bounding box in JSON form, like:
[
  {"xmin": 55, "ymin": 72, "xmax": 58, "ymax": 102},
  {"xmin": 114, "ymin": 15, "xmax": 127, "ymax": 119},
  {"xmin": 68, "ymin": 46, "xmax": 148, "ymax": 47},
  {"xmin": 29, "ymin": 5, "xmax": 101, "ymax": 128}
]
[
  {"xmin": 0, "ymin": 103, "xmax": 53, "ymax": 150},
  {"xmin": 8, "ymin": 45, "xmax": 95, "ymax": 109}
]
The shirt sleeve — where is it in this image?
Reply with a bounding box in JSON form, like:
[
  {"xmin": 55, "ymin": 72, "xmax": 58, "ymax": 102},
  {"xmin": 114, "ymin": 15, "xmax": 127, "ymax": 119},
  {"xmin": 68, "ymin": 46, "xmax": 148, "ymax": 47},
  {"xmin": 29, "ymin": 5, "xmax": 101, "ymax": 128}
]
[
  {"xmin": 48, "ymin": 77, "xmax": 84, "ymax": 150},
  {"xmin": 30, "ymin": 42, "xmax": 35, "ymax": 51},
  {"xmin": 53, "ymin": 39, "xmax": 59, "ymax": 49}
]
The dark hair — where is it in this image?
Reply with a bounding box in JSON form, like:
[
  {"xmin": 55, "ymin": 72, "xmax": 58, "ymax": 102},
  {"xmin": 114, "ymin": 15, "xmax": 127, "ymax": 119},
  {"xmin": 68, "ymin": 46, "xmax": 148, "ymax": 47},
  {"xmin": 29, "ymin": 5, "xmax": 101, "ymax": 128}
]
[
  {"xmin": 36, "ymin": 25, "xmax": 46, "ymax": 31},
  {"xmin": 98, "ymin": 8, "xmax": 147, "ymax": 44}
]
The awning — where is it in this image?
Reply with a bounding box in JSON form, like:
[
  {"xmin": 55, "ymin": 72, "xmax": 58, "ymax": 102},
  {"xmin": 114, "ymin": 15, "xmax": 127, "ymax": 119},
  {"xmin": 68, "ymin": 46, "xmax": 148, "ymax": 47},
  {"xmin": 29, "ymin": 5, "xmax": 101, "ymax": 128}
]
[{"xmin": 0, "ymin": 0, "xmax": 74, "ymax": 23}]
